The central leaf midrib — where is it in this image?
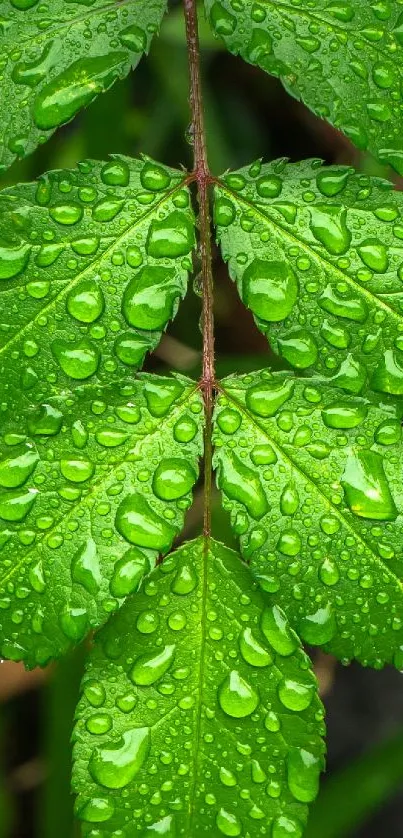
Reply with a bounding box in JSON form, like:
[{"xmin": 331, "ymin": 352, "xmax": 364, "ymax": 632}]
[
  {"xmin": 219, "ymin": 182, "xmax": 403, "ymax": 326},
  {"xmin": 0, "ymin": 178, "xmax": 186, "ymax": 358},
  {"xmin": 219, "ymin": 383, "xmax": 403, "ymax": 592},
  {"xmin": 0, "ymin": 384, "xmax": 197, "ymax": 588},
  {"xmin": 188, "ymin": 535, "xmax": 209, "ymax": 832}
]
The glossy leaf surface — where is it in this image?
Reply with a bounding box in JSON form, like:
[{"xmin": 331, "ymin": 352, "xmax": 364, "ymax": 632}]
[
  {"xmin": 214, "ymin": 159, "xmax": 403, "ymax": 397},
  {"xmin": 0, "ymin": 155, "xmax": 194, "ymax": 423},
  {"xmin": 205, "ymin": 0, "xmax": 403, "ymax": 174},
  {"xmin": 73, "ymin": 536, "xmax": 325, "ymax": 837},
  {"xmin": 0, "ymin": 0, "xmax": 167, "ymax": 171},
  {"xmin": 0, "ymin": 374, "xmax": 202, "ymax": 667},
  {"xmin": 213, "ymin": 370, "xmax": 403, "ymax": 668}
]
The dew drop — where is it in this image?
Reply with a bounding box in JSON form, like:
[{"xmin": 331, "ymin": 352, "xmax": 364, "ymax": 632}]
[
  {"xmin": 261, "ymin": 605, "xmax": 298, "ymax": 656},
  {"xmin": 89, "ymin": 728, "xmax": 150, "ymax": 789},
  {"xmin": 130, "ymin": 645, "xmax": 175, "ymax": 686},
  {"xmin": 0, "ymin": 488, "xmax": 38, "ymax": 522},
  {"xmin": 122, "ymin": 266, "xmax": 181, "ymax": 331},
  {"xmin": 287, "ymin": 748, "xmax": 321, "ymax": 803},
  {"xmin": 278, "ymin": 677, "xmax": 315, "ymax": 711},
  {"xmin": 146, "ymin": 211, "xmax": 194, "ymax": 258},
  {"xmin": 115, "ymin": 493, "xmax": 176, "ymax": 551},
  {"xmin": 218, "ymin": 451, "xmax": 268, "ymax": 519},
  {"xmin": 67, "ymin": 280, "xmax": 104, "ymax": 323},
  {"xmin": 140, "ymin": 161, "xmax": 171, "ymax": 191},
  {"xmin": 239, "ymin": 627, "xmax": 272, "ymax": 667},
  {"xmin": 242, "ymin": 258, "xmax": 298, "ymax": 322},
  {"xmin": 309, "ymin": 205, "xmax": 351, "ymax": 255},
  {"xmin": 245, "ymin": 378, "xmax": 294, "ymax": 417},
  {"xmin": 152, "ymin": 458, "xmax": 196, "ymax": 501},
  {"xmin": 218, "ymin": 670, "xmax": 259, "ymax": 718},
  {"xmin": 71, "ymin": 538, "xmax": 101, "ymax": 594},
  {"xmin": 322, "ymin": 401, "xmax": 367, "ymax": 429},
  {"xmin": 110, "ymin": 548, "xmax": 147, "ymax": 597},
  {"xmin": 0, "ymin": 446, "xmax": 38, "ymax": 489},
  {"xmin": 299, "ymin": 603, "xmax": 337, "ymax": 645},
  {"xmin": 52, "ymin": 339, "xmax": 99, "ymax": 380},
  {"xmin": 342, "ymin": 450, "xmax": 397, "ymax": 520},
  {"xmin": 101, "ymin": 159, "xmax": 130, "ymax": 187},
  {"xmin": 0, "ymin": 240, "xmax": 31, "ymax": 279}
]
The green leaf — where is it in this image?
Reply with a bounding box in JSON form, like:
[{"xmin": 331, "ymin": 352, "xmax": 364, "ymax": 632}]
[
  {"xmin": 0, "ymin": 155, "xmax": 195, "ymax": 423},
  {"xmin": 213, "ymin": 369, "xmax": 403, "ymax": 668},
  {"xmin": 73, "ymin": 536, "xmax": 325, "ymax": 836},
  {"xmin": 0, "ymin": 0, "xmax": 167, "ymax": 171},
  {"xmin": 0, "ymin": 373, "xmax": 203, "ymax": 667},
  {"xmin": 204, "ymin": 0, "xmax": 403, "ymax": 174},
  {"xmin": 214, "ymin": 159, "xmax": 403, "ymax": 397}
]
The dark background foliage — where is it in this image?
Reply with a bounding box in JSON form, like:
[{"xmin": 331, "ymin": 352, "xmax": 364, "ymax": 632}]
[{"xmin": 1, "ymin": 3, "xmax": 402, "ymax": 836}]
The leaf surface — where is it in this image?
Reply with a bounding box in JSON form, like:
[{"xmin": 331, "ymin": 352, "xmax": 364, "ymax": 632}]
[
  {"xmin": 0, "ymin": 374, "xmax": 203, "ymax": 667},
  {"xmin": 0, "ymin": 155, "xmax": 194, "ymax": 423},
  {"xmin": 204, "ymin": 0, "xmax": 403, "ymax": 173},
  {"xmin": 0, "ymin": 0, "xmax": 167, "ymax": 170},
  {"xmin": 214, "ymin": 159, "xmax": 403, "ymax": 397},
  {"xmin": 213, "ymin": 370, "xmax": 403, "ymax": 668},
  {"xmin": 73, "ymin": 536, "xmax": 325, "ymax": 836}
]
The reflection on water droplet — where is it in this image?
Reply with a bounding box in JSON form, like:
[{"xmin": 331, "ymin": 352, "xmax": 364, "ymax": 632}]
[
  {"xmin": 342, "ymin": 450, "xmax": 397, "ymax": 520},
  {"xmin": 71, "ymin": 538, "xmax": 101, "ymax": 594},
  {"xmin": 239, "ymin": 627, "xmax": 272, "ymax": 667},
  {"xmin": 0, "ymin": 240, "xmax": 31, "ymax": 279},
  {"xmin": 218, "ymin": 451, "xmax": 268, "ymax": 519},
  {"xmin": 141, "ymin": 815, "xmax": 176, "ymax": 836},
  {"xmin": 272, "ymin": 815, "xmax": 303, "ymax": 838},
  {"xmin": 242, "ymin": 258, "xmax": 298, "ymax": 321},
  {"xmin": 287, "ymin": 747, "xmax": 321, "ymax": 802},
  {"xmin": 52, "ymin": 339, "xmax": 100, "ymax": 380},
  {"xmin": 140, "ymin": 161, "xmax": 171, "ymax": 191},
  {"xmin": 278, "ymin": 677, "xmax": 315, "ymax": 711},
  {"xmin": 110, "ymin": 548, "xmax": 147, "ymax": 598},
  {"xmin": 0, "ymin": 446, "xmax": 38, "ymax": 488},
  {"xmin": 146, "ymin": 211, "xmax": 195, "ymax": 258},
  {"xmin": 152, "ymin": 458, "xmax": 196, "ymax": 501},
  {"xmin": 0, "ymin": 488, "xmax": 38, "ymax": 522},
  {"xmin": 322, "ymin": 401, "xmax": 367, "ymax": 429},
  {"xmin": 216, "ymin": 808, "xmax": 241, "ymax": 836},
  {"xmin": 101, "ymin": 158, "xmax": 130, "ymax": 187},
  {"xmin": 261, "ymin": 605, "xmax": 298, "ymax": 656},
  {"xmin": 245, "ymin": 378, "xmax": 294, "ymax": 417},
  {"xmin": 310, "ymin": 204, "xmax": 351, "ymax": 255},
  {"xmin": 67, "ymin": 280, "xmax": 104, "ymax": 323},
  {"xmin": 299, "ymin": 603, "xmax": 336, "ymax": 645},
  {"xmin": 89, "ymin": 727, "xmax": 150, "ymax": 789},
  {"xmin": 122, "ymin": 266, "xmax": 181, "ymax": 331}
]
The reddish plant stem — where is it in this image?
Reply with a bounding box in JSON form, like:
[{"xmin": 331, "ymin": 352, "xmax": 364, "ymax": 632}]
[{"xmin": 184, "ymin": 0, "xmax": 215, "ymax": 538}]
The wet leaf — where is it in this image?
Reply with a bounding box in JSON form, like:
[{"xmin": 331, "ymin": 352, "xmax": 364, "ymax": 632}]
[
  {"xmin": 214, "ymin": 369, "xmax": 403, "ymax": 667},
  {"xmin": 73, "ymin": 536, "xmax": 325, "ymax": 836},
  {"xmin": 214, "ymin": 159, "xmax": 403, "ymax": 397},
  {"xmin": 205, "ymin": 0, "xmax": 403, "ymax": 174},
  {"xmin": 0, "ymin": 0, "xmax": 167, "ymax": 170},
  {"xmin": 0, "ymin": 155, "xmax": 195, "ymax": 423}
]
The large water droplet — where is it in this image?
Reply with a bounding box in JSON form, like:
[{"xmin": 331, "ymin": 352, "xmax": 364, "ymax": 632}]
[
  {"xmin": 316, "ymin": 168, "xmax": 349, "ymax": 197},
  {"xmin": 342, "ymin": 450, "xmax": 397, "ymax": 520},
  {"xmin": 277, "ymin": 328, "xmax": 318, "ymax": 369},
  {"xmin": 278, "ymin": 677, "xmax": 315, "ymax": 711},
  {"xmin": 146, "ymin": 211, "xmax": 194, "ymax": 258},
  {"xmin": 71, "ymin": 538, "xmax": 101, "ymax": 594},
  {"xmin": 144, "ymin": 378, "xmax": 183, "ymax": 418},
  {"xmin": 33, "ymin": 54, "xmax": 127, "ymax": 130},
  {"xmin": 130, "ymin": 645, "xmax": 175, "ymax": 686},
  {"xmin": 272, "ymin": 815, "xmax": 303, "ymax": 838},
  {"xmin": 299, "ymin": 603, "xmax": 336, "ymax": 645},
  {"xmin": 239, "ymin": 627, "xmax": 272, "ymax": 667},
  {"xmin": 218, "ymin": 670, "xmax": 259, "ymax": 718},
  {"xmin": 52, "ymin": 339, "xmax": 99, "ymax": 380},
  {"xmin": 28, "ymin": 403, "xmax": 63, "ymax": 436},
  {"xmin": 218, "ymin": 451, "xmax": 268, "ymax": 519},
  {"xmin": 140, "ymin": 161, "xmax": 171, "ymax": 191},
  {"xmin": 60, "ymin": 457, "xmax": 94, "ymax": 483},
  {"xmin": 110, "ymin": 548, "xmax": 147, "ymax": 597},
  {"xmin": 115, "ymin": 493, "xmax": 176, "ymax": 551},
  {"xmin": 0, "ymin": 446, "xmax": 38, "ymax": 488},
  {"xmin": 245, "ymin": 378, "xmax": 294, "ymax": 417},
  {"xmin": 261, "ymin": 605, "xmax": 298, "ymax": 656},
  {"xmin": 67, "ymin": 280, "xmax": 104, "ymax": 323},
  {"xmin": 287, "ymin": 748, "xmax": 321, "ymax": 803},
  {"xmin": 280, "ymin": 483, "xmax": 299, "ymax": 515},
  {"xmin": 0, "ymin": 240, "xmax": 31, "ymax": 279},
  {"xmin": 319, "ymin": 285, "xmax": 368, "ymax": 322},
  {"xmin": 122, "ymin": 266, "xmax": 180, "ymax": 331},
  {"xmin": 141, "ymin": 816, "xmax": 176, "ymax": 836},
  {"xmin": 242, "ymin": 258, "xmax": 298, "ymax": 321},
  {"xmin": 89, "ymin": 728, "xmax": 150, "ymax": 789},
  {"xmin": 0, "ymin": 488, "xmax": 38, "ymax": 522},
  {"xmin": 322, "ymin": 401, "xmax": 367, "ymax": 429},
  {"xmin": 152, "ymin": 458, "xmax": 196, "ymax": 501},
  {"xmin": 371, "ymin": 350, "xmax": 403, "ymax": 395},
  {"xmin": 310, "ymin": 205, "xmax": 351, "ymax": 255}
]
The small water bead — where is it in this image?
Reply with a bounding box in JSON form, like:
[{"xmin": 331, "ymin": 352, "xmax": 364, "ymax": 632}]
[
  {"xmin": 0, "ymin": 446, "xmax": 38, "ymax": 488},
  {"xmin": 218, "ymin": 670, "xmax": 259, "ymax": 718},
  {"xmin": 52, "ymin": 338, "xmax": 100, "ymax": 380},
  {"xmin": 287, "ymin": 748, "xmax": 321, "ymax": 803},
  {"xmin": 277, "ymin": 529, "xmax": 301, "ymax": 557},
  {"xmin": 261, "ymin": 606, "xmax": 298, "ymax": 656},
  {"xmin": 115, "ymin": 493, "xmax": 176, "ymax": 551},
  {"xmin": 239, "ymin": 627, "xmax": 272, "ymax": 667},
  {"xmin": 216, "ymin": 408, "xmax": 241, "ymax": 434},
  {"xmin": 342, "ymin": 450, "xmax": 397, "ymax": 521},
  {"xmin": 67, "ymin": 280, "xmax": 104, "ymax": 323},
  {"xmin": 89, "ymin": 727, "xmax": 150, "ymax": 790},
  {"xmin": 167, "ymin": 611, "xmax": 186, "ymax": 631},
  {"xmin": 152, "ymin": 458, "xmax": 196, "ymax": 501},
  {"xmin": 219, "ymin": 766, "xmax": 237, "ymax": 787},
  {"xmin": 130, "ymin": 645, "xmax": 175, "ymax": 686},
  {"xmin": 146, "ymin": 211, "xmax": 195, "ymax": 258},
  {"xmin": 140, "ymin": 161, "xmax": 171, "ymax": 191},
  {"xmin": 101, "ymin": 159, "xmax": 130, "ymax": 187},
  {"xmin": 242, "ymin": 258, "xmax": 298, "ymax": 322},
  {"xmin": 110, "ymin": 549, "xmax": 147, "ymax": 598},
  {"xmin": 33, "ymin": 53, "xmax": 128, "ymax": 130},
  {"xmin": 245, "ymin": 378, "xmax": 294, "ymax": 417}
]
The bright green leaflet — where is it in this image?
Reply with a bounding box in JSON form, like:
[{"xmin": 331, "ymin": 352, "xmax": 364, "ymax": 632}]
[
  {"xmin": 204, "ymin": 0, "xmax": 403, "ymax": 175},
  {"xmin": 73, "ymin": 536, "xmax": 325, "ymax": 837},
  {"xmin": 213, "ymin": 369, "xmax": 403, "ymax": 668},
  {"xmin": 0, "ymin": 374, "xmax": 203, "ymax": 668},
  {"xmin": 214, "ymin": 158, "xmax": 403, "ymax": 397},
  {"xmin": 0, "ymin": 155, "xmax": 195, "ymax": 423},
  {"xmin": 0, "ymin": 0, "xmax": 167, "ymax": 172}
]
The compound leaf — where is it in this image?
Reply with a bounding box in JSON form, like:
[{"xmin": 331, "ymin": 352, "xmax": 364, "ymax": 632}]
[
  {"xmin": 0, "ymin": 155, "xmax": 195, "ymax": 424},
  {"xmin": 0, "ymin": 374, "xmax": 203, "ymax": 667},
  {"xmin": 0, "ymin": 0, "xmax": 167, "ymax": 171},
  {"xmin": 73, "ymin": 536, "xmax": 325, "ymax": 836},
  {"xmin": 213, "ymin": 370, "xmax": 403, "ymax": 668},
  {"xmin": 204, "ymin": 0, "xmax": 403, "ymax": 174},
  {"xmin": 214, "ymin": 159, "xmax": 403, "ymax": 398}
]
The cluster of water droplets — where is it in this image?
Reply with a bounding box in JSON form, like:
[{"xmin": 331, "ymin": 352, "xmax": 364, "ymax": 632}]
[
  {"xmin": 213, "ymin": 369, "xmax": 403, "ymax": 668},
  {"xmin": 205, "ymin": 0, "xmax": 403, "ymax": 173},
  {"xmin": 73, "ymin": 538, "xmax": 325, "ymax": 837},
  {"xmin": 215, "ymin": 157, "xmax": 403, "ymax": 396},
  {"xmin": 0, "ymin": 0, "xmax": 167, "ymax": 168},
  {"xmin": 0, "ymin": 374, "xmax": 202, "ymax": 666},
  {"xmin": 0, "ymin": 155, "xmax": 195, "ymax": 420}
]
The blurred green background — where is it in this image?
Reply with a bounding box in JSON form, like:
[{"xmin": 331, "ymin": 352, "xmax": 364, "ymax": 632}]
[{"xmin": 1, "ymin": 2, "xmax": 403, "ymax": 836}]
